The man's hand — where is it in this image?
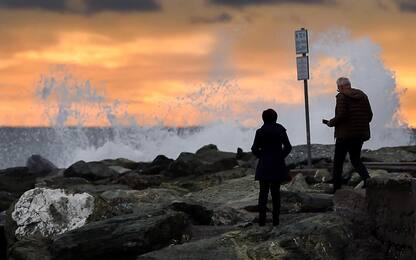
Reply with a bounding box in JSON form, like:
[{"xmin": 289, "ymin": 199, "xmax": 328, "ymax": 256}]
[{"xmin": 322, "ymin": 119, "xmax": 330, "ymax": 126}]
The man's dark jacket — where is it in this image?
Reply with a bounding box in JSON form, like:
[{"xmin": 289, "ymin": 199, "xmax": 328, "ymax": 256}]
[
  {"xmin": 329, "ymin": 88, "xmax": 373, "ymax": 141},
  {"xmin": 251, "ymin": 123, "xmax": 292, "ymax": 182}
]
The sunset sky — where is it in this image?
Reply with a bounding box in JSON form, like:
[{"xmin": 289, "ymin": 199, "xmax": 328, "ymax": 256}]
[{"xmin": 0, "ymin": 0, "xmax": 415, "ymax": 127}]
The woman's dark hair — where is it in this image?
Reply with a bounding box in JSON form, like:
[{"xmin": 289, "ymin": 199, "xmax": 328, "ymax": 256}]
[{"xmin": 262, "ymin": 108, "xmax": 278, "ymax": 123}]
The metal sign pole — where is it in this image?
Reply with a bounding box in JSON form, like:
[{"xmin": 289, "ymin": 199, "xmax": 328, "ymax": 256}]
[
  {"xmin": 303, "ymin": 54, "xmax": 312, "ymax": 167},
  {"xmin": 295, "ymin": 28, "xmax": 312, "ymax": 167}
]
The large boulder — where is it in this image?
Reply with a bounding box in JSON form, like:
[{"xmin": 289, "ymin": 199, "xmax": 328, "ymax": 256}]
[
  {"xmin": 280, "ymin": 191, "xmax": 334, "ymax": 213},
  {"xmin": 166, "ymin": 153, "xmax": 204, "ymax": 177},
  {"xmin": 8, "ymin": 188, "xmax": 96, "ymax": 241},
  {"xmin": 139, "ymin": 155, "xmax": 174, "ymax": 175},
  {"xmin": 51, "ymin": 210, "xmax": 190, "ymax": 260},
  {"xmin": 64, "ymin": 161, "xmax": 120, "ymax": 181},
  {"xmin": 137, "ymin": 235, "xmax": 242, "ymax": 260},
  {"xmin": 255, "ymin": 213, "xmax": 353, "ymax": 259},
  {"xmin": 195, "ymin": 144, "xmax": 236, "ymax": 164},
  {"xmin": 0, "ymin": 167, "xmax": 36, "ymax": 194},
  {"xmin": 7, "ymin": 238, "xmax": 51, "ymax": 260},
  {"xmin": 333, "ymin": 188, "xmax": 370, "ymax": 235},
  {"xmin": 366, "ymin": 177, "xmax": 416, "ymax": 258},
  {"xmin": 0, "ymin": 211, "xmax": 6, "ymax": 260},
  {"xmin": 140, "ymin": 213, "xmax": 353, "ymax": 260},
  {"xmin": 166, "ymin": 145, "xmax": 238, "ymax": 177},
  {"xmin": 26, "ymin": 154, "xmax": 58, "ymax": 176}
]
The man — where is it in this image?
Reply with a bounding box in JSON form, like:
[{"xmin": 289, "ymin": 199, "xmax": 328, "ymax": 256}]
[
  {"xmin": 323, "ymin": 77, "xmax": 373, "ymax": 192},
  {"xmin": 252, "ymin": 108, "xmax": 292, "ymax": 226}
]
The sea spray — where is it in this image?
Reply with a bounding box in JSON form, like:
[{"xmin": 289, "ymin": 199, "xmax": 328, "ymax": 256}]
[{"xmin": 0, "ymin": 28, "xmax": 413, "ymax": 169}]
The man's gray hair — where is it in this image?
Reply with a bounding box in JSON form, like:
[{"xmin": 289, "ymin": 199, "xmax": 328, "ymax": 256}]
[{"xmin": 336, "ymin": 77, "xmax": 351, "ymax": 87}]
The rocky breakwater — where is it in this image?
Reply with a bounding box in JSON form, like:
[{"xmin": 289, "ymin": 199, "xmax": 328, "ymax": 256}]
[{"xmin": 0, "ymin": 144, "xmax": 415, "ymax": 259}]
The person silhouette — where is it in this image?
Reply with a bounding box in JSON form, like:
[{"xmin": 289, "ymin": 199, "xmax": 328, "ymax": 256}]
[
  {"xmin": 323, "ymin": 77, "xmax": 373, "ymax": 193},
  {"xmin": 251, "ymin": 108, "xmax": 292, "ymax": 226}
]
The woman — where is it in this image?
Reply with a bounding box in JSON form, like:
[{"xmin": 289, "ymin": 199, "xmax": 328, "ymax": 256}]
[{"xmin": 251, "ymin": 108, "xmax": 292, "ymax": 226}]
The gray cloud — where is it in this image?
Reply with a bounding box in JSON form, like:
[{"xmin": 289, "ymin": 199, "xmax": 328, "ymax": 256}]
[
  {"xmin": 209, "ymin": 0, "xmax": 332, "ymax": 7},
  {"xmin": 0, "ymin": 0, "xmax": 161, "ymax": 14},
  {"xmin": 398, "ymin": 0, "xmax": 416, "ymax": 12},
  {"xmin": 190, "ymin": 13, "xmax": 232, "ymax": 24},
  {"xmin": 85, "ymin": 0, "xmax": 160, "ymax": 13}
]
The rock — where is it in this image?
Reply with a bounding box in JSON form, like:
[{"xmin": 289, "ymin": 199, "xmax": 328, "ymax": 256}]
[
  {"xmin": 188, "ymin": 175, "xmax": 332, "ymax": 214},
  {"xmin": 195, "ymin": 146, "xmax": 236, "ymax": 165},
  {"xmin": 186, "ymin": 175, "xmax": 258, "ymax": 210},
  {"xmin": 138, "ymin": 235, "xmax": 241, "ymax": 260},
  {"xmin": 139, "ymin": 155, "xmax": 174, "ymax": 175},
  {"xmin": 10, "ymin": 188, "xmax": 95, "ymax": 240},
  {"xmin": 281, "ymin": 191, "xmax": 334, "ymax": 213},
  {"xmin": 115, "ymin": 172, "xmax": 165, "ymax": 190},
  {"xmin": 174, "ymin": 168, "xmax": 252, "ymax": 191},
  {"xmin": 51, "ymin": 211, "xmax": 190, "ymax": 260},
  {"xmin": 36, "ymin": 176, "xmax": 90, "ymax": 189},
  {"xmin": 64, "ymin": 161, "xmax": 120, "ymax": 181},
  {"xmin": 334, "ymin": 189, "xmax": 369, "ymax": 231},
  {"xmin": 196, "ymin": 144, "xmax": 218, "ymax": 154},
  {"xmin": 284, "ymin": 173, "xmax": 309, "ymax": 192},
  {"xmin": 286, "ymin": 144, "xmax": 335, "ymax": 168},
  {"xmin": 369, "ymin": 169, "xmax": 389, "ymax": 178},
  {"xmin": 236, "ymin": 147, "xmax": 254, "ymax": 161},
  {"xmin": 366, "ymin": 177, "xmax": 416, "ymax": 258},
  {"xmin": 0, "ymin": 167, "xmax": 36, "ymax": 194},
  {"xmin": 310, "ymin": 183, "xmax": 333, "ymax": 194},
  {"xmin": 7, "ymin": 238, "xmax": 51, "ymax": 260},
  {"xmin": 344, "ymin": 237, "xmax": 386, "ymax": 260},
  {"xmin": 140, "ymin": 213, "xmax": 353, "ymax": 260},
  {"xmin": 0, "ymin": 211, "xmax": 6, "ymax": 260},
  {"xmin": 108, "ymin": 166, "xmax": 131, "ymax": 174},
  {"xmin": 348, "ymin": 172, "xmax": 362, "ymax": 186},
  {"xmin": 211, "ymin": 205, "xmax": 249, "ymax": 225},
  {"xmin": 263, "ymin": 213, "xmax": 354, "ymax": 259},
  {"xmin": 362, "ymin": 146, "xmax": 416, "ymax": 162},
  {"xmin": 167, "ymin": 150, "xmax": 238, "ymax": 177},
  {"xmin": 196, "ymin": 158, "xmax": 238, "ymax": 175},
  {"xmin": 314, "ymin": 168, "xmax": 332, "ymax": 183},
  {"xmin": 26, "ymin": 154, "xmax": 58, "ymax": 176},
  {"xmin": 101, "ymin": 158, "xmax": 143, "ymax": 170},
  {"xmin": 100, "ymin": 188, "xmax": 182, "ymax": 207},
  {"xmin": 167, "ymin": 153, "xmax": 203, "ymax": 177},
  {"xmin": 0, "ymin": 191, "xmax": 19, "ymax": 211},
  {"xmin": 170, "ymin": 201, "xmax": 213, "ymax": 225}
]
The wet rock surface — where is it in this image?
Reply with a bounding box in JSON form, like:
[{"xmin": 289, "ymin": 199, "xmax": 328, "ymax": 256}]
[
  {"xmin": 0, "ymin": 144, "xmax": 415, "ymax": 259},
  {"xmin": 64, "ymin": 161, "xmax": 120, "ymax": 181},
  {"xmin": 51, "ymin": 210, "xmax": 190, "ymax": 260}
]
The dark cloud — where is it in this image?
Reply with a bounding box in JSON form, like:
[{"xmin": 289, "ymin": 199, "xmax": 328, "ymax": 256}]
[
  {"xmin": 85, "ymin": 0, "xmax": 161, "ymax": 13},
  {"xmin": 0, "ymin": 0, "xmax": 161, "ymax": 14},
  {"xmin": 0, "ymin": 0, "xmax": 66, "ymax": 11},
  {"xmin": 190, "ymin": 13, "xmax": 232, "ymax": 24},
  {"xmin": 209, "ymin": 0, "xmax": 332, "ymax": 7},
  {"xmin": 398, "ymin": 0, "xmax": 416, "ymax": 12}
]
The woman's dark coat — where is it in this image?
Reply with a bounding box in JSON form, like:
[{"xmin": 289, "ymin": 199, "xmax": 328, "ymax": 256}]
[{"xmin": 251, "ymin": 123, "xmax": 292, "ymax": 182}]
